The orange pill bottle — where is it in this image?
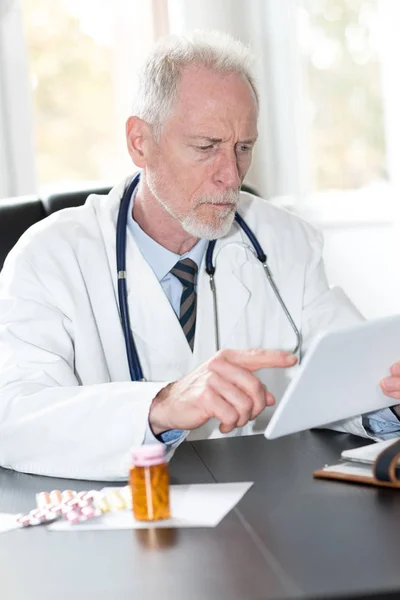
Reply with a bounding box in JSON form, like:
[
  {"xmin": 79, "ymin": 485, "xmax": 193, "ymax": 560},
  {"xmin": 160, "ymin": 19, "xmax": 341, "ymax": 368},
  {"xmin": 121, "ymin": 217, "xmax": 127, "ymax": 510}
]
[{"xmin": 129, "ymin": 444, "xmax": 171, "ymax": 521}]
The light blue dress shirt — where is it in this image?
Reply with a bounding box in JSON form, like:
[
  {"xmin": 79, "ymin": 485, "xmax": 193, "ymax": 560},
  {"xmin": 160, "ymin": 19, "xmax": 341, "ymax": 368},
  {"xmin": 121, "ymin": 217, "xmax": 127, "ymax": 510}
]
[
  {"xmin": 127, "ymin": 199, "xmax": 207, "ymax": 318},
  {"xmin": 127, "ymin": 187, "xmax": 400, "ymax": 441},
  {"xmin": 364, "ymin": 407, "xmax": 400, "ymax": 439},
  {"xmin": 127, "ymin": 190, "xmax": 207, "ymax": 445}
]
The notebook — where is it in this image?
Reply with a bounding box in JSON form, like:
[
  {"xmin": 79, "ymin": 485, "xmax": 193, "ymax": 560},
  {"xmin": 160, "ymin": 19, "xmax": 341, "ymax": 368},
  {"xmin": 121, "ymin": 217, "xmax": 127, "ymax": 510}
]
[{"xmin": 314, "ymin": 438, "xmax": 400, "ymax": 488}]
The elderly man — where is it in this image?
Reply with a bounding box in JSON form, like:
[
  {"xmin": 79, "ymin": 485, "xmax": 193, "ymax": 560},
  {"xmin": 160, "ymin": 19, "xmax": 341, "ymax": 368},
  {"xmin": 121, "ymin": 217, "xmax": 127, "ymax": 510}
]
[{"xmin": 0, "ymin": 31, "xmax": 399, "ymax": 480}]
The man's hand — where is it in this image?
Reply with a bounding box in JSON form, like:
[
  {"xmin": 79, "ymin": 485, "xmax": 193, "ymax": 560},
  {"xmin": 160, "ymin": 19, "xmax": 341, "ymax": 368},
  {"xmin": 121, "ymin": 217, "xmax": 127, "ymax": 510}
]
[
  {"xmin": 381, "ymin": 361, "xmax": 400, "ymax": 417},
  {"xmin": 149, "ymin": 348, "xmax": 297, "ymax": 435}
]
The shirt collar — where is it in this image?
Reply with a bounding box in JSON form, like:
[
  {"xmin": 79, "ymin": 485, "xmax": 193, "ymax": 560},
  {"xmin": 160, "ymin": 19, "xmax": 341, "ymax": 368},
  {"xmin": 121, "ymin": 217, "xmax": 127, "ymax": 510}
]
[{"xmin": 126, "ymin": 186, "xmax": 207, "ymax": 282}]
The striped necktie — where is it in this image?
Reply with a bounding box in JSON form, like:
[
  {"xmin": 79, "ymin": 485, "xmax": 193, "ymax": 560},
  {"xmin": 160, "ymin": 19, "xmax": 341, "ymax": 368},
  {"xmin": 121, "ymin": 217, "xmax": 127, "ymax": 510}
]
[{"xmin": 170, "ymin": 258, "xmax": 198, "ymax": 351}]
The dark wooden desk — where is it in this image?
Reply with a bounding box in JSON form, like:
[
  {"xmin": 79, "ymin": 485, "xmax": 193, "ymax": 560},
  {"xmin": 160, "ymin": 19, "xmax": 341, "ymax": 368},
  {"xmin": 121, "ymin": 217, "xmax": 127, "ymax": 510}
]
[
  {"xmin": 193, "ymin": 430, "xmax": 400, "ymax": 599},
  {"xmin": 1, "ymin": 431, "xmax": 400, "ymax": 600},
  {"xmin": 0, "ymin": 439, "xmax": 286, "ymax": 600}
]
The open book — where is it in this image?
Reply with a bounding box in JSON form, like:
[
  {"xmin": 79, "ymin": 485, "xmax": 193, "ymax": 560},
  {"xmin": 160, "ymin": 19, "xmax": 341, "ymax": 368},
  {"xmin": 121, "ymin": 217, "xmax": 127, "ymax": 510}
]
[{"xmin": 313, "ymin": 438, "xmax": 400, "ymax": 488}]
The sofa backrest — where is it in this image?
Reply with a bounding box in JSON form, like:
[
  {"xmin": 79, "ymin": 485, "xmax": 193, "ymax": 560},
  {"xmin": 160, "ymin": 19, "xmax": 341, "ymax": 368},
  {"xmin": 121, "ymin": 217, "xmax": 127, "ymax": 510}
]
[
  {"xmin": 0, "ymin": 196, "xmax": 46, "ymax": 271},
  {"xmin": 0, "ymin": 187, "xmax": 111, "ymax": 270}
]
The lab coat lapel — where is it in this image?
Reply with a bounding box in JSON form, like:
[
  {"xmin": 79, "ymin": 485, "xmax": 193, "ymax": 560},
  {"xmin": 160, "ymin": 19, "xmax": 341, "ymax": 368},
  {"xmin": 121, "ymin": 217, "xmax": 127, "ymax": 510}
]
[
  {"xmin": 125, "ymin": 235, "xmax": 193, "ymax": 374},
  {"xmin": 94, "ymin": 178, "xmax": 192, "ymax": 378}
]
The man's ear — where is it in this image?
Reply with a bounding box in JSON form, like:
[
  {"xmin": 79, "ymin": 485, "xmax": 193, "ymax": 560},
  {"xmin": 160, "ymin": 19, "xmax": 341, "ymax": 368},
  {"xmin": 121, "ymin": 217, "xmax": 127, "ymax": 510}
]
[{"xmin": 126, "ymin": 116, "xmax": 153, "ymax": 168}]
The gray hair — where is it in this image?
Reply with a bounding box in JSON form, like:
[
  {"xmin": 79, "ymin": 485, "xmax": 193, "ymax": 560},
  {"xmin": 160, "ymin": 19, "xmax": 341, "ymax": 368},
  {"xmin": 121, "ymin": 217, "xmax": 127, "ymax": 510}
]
[{"xmin": 132, "ymin": 30, "xmax": 259, "ymax": 139}]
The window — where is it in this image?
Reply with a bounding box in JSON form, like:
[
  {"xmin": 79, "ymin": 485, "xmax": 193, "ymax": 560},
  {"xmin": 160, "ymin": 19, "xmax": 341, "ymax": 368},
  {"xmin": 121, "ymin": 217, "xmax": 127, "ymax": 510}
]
[
  {"xmin": 22, "ymin": 0, "xmax": 168, "ymax": 190},
  {"xmin": 299, "ymin": 0, "xmax": 386, "ymax": 192}
]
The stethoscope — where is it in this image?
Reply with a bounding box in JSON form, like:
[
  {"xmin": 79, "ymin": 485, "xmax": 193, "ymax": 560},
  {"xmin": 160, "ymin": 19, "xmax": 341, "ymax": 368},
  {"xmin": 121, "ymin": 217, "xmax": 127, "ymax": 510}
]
[{"xmin": 116, "ymin": 172, "xmax": 302, "ymax": 381}]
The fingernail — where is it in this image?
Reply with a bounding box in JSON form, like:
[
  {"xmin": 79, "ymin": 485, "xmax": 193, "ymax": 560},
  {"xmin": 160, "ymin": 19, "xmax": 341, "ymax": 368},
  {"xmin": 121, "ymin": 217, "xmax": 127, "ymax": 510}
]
[
  {"xmin": 381, "ymin": 378, "xmax": 396, "ymax": 391},
  {"xmin": 284, "ymin": 353, "xmax": 297, "ymax": 365},
  {"xmin": 391, "ymin": 364, "xmax": 400, "ymax": 376},
  {"xmin": 266, "ymin": 392, "xmax": 275, "ymax": 405}
]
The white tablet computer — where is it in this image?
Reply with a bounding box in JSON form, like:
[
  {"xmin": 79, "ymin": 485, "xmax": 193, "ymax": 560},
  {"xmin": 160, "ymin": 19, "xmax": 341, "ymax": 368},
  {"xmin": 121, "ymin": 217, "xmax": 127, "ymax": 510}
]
[{"xmin": 265, "ymin": 314, "xmax": 400, "ymax": 440}]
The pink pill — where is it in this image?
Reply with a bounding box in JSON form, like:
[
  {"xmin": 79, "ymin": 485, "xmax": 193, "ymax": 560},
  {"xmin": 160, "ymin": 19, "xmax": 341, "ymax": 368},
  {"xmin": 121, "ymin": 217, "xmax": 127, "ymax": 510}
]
[
  {"xmin": 16, "ymin": 515, "xmax": 32, "ymax": 527},
  {"xmin": 76, "ymin": 491, "xmax": 88, "ymax": 500},
  {"xmin": 80, "ymin": 505, "xmax": 95, "ymax": 519},
  {"xmin": 61, "ymin": 505, "xmax": 72, "ymax": 515},
  {"xmin": 32, "ymin": 508, "xmax": 52, "ymax": 521},
  {"xmin": 43, "ymin": 511, "xmax": 57, "ymax": 523},
  {"xmin": 65, "ymin": 498, "xmax": 79, "ymax": 508},
  {"xmin": 48, "ymin": 503, "xmax": 63, "ymax": 514},
  {"xmin": 82, "ymin": 491, "xmax": 96, "ymax": 501},
  {"xmin": 65, "ymin": 510, "xmax": 80, "ymax": 524},
  {"xmin": 34, "ymin": 510, "xmax": 49, "ymax": 523}
]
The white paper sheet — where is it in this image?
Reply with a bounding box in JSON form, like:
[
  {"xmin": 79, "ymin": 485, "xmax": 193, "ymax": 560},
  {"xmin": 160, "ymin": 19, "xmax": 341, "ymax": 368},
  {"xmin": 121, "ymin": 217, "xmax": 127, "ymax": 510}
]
[
  {"xmin": 48, "ymin": 482, "xmax": 253, "ymax": 531},
  {"xmin": 0, "ymin": 513, "xmax": 19, "ymax": 534},
  {"xmin": 322, "ymin": 462, "xmax": 374, "ymax": 477},
  {"xmin": 341, "ymin": 438, "xmax": 397, "ymax": 464}
]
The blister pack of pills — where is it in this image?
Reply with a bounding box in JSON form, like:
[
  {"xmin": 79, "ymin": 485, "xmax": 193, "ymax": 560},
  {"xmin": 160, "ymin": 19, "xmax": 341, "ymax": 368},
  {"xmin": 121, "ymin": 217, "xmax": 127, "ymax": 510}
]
[{"xmin": 16, "ymin": 487, "xmax": 131, "ymax": 528}]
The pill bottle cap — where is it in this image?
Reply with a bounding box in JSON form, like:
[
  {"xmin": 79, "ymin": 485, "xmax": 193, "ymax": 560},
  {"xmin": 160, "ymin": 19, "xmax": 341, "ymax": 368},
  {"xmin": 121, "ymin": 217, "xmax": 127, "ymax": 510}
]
[{"xmin": 131, "ymin": 444, "xmax": 167, "ymax": 467}]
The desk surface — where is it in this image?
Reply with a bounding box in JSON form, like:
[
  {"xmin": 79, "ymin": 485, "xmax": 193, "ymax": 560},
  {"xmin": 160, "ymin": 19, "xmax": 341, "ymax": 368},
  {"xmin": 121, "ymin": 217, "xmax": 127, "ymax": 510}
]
[
  {"xmin": 1, "ymin": 431, "xmax": 400, "ymax": 600},
  {"xmin": 193, "ymin": 431, "xmax": 400, "ymax": 599}
]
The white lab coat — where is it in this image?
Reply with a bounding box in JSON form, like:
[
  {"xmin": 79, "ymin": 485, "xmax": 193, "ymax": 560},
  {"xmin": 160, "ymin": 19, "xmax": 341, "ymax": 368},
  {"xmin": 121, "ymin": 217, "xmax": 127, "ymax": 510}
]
[{"xmin": 0, "ymin": 177, "xmax": 370, "ymax": 480}]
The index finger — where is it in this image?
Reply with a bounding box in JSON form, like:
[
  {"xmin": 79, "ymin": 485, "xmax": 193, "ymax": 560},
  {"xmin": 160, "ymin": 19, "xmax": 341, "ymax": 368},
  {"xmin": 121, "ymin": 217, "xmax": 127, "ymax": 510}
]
[
  {"xmin": 220, "ymin": 348, "xmax": 297, "ymax": 371},
  {"xmin": 390, "ymin": 362, "xmax": 400, "ymax": 377}
]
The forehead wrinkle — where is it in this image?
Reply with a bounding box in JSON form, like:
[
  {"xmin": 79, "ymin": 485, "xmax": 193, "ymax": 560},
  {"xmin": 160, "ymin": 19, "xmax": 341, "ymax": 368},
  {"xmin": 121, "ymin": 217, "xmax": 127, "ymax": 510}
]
[
  {"xmin": 188, "ymin": 135, "xmax": 224, "ymax": 143},
  {"xmin": 170, "ymin": 69, "xmax": 258, "ymax": 125},
  {"xmin": 184, "ymin": 115, "xmax": 258, "ymax": 140},
  {"xmin": 187, "ymin": 135, "xmax": 258, "ymax": 146}
]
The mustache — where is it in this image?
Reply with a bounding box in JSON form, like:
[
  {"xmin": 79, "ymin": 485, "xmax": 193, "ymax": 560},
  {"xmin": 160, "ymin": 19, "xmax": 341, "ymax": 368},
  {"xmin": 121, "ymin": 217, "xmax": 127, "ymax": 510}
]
[{"xmin": 197, "ymin": 189, "xmax": 240, "ymax": 206}]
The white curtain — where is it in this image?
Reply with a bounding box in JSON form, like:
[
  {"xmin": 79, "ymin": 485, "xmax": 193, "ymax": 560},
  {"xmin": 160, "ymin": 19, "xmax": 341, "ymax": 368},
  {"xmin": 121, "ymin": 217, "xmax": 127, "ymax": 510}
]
[
  {"xmin": 0, "ymin": 0, "xmax": 36, "ymax": 197},
  {"xmin": 378, "ymin": 0, "xmax": 400, "ymax": 193}
]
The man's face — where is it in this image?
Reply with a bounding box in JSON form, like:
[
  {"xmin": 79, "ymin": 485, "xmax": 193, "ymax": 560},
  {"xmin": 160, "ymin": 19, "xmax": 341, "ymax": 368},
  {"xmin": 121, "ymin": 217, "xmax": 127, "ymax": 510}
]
[{"xmin": 143, "ymin": 66, "xmax": 258, "ymax": 239}]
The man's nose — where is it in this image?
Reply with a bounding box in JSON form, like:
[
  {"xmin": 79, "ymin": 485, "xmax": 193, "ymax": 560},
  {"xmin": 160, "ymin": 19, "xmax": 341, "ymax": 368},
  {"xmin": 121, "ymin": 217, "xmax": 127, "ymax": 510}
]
[{"xmin": 214, "ymin": 151, "xmax": 241, "ymax": 190}]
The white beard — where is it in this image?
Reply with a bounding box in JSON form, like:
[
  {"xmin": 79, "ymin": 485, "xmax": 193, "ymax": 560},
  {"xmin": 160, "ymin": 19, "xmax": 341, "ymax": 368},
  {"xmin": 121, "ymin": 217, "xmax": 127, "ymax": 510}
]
[
  {"xmin": 146, "ymin": 171, "xmax": 239, "ymax": 240},
  {"xmin": 180, "ymin": 202, "xmax": 236, "ymax": 239}
]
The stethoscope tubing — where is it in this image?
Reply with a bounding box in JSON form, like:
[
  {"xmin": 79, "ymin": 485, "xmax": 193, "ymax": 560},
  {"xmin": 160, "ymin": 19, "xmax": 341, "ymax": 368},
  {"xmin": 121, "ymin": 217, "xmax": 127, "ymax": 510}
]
[{"xmin": 116, "ymin": 173, "xmax": 144, "ymax": 381}]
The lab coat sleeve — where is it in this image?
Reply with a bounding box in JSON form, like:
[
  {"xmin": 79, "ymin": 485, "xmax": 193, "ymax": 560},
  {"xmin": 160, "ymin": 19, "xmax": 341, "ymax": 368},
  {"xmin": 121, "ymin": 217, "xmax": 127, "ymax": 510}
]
[
  {"xmin": 299, "ymin": 225, "xmax": 377, "ymax": 440},
  {"xmin": 0, "ymin": 253, "xmax": 178, "ymax": 481}
]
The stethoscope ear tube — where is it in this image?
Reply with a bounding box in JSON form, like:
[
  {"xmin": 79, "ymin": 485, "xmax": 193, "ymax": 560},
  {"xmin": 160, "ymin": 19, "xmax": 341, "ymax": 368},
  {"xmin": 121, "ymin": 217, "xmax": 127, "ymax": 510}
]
[
  {"xmin": 116, "ymin": 174, "xmax": 144, "ymax": 381},
  {"xmin": 206, "ymin": 211, "xmax": 302, "ymax": 360},
  {"xmin": 234, "ymin": 212, "xmax": 266, "ymax": 262},
  {"xmin": 205, "ymin": 240, "xmax": 217, "ymax": 275},
  {"xmin": 262, "ymin": 263, "xmax": 302, "ymax": 360}
]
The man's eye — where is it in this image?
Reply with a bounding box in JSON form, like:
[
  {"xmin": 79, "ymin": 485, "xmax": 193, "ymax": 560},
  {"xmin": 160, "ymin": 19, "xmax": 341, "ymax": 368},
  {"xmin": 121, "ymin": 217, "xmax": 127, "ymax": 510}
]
[
  {"xmin": 237, "ymin": 145, "xmax": 252, "ymax": 153},
  {"xmin": 196, "ymin": 145, "xmax": 213, "ymax": 151}
]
